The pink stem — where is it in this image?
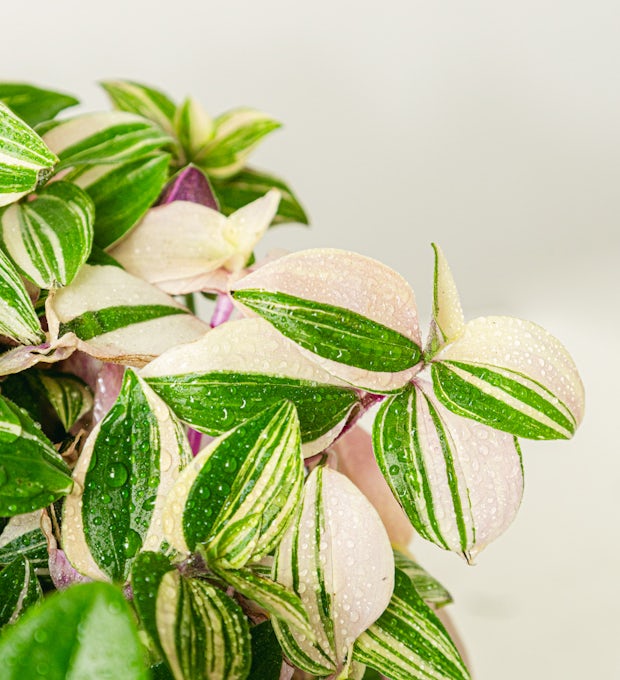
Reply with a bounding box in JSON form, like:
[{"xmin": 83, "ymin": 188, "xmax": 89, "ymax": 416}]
[{"xmin": 210, "ymin": 293, "xmax": 234, "ymax": 328}]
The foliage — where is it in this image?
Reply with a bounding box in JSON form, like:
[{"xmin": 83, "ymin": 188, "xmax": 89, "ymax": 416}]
[{"xmin": 0, "ymin": 80, "xmax": 584, "ymax": 679}]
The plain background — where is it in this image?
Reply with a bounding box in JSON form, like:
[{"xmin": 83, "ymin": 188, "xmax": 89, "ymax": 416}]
[{"xmin": 2, "ymin": 2, "xmax": 618, "ymax": 678}]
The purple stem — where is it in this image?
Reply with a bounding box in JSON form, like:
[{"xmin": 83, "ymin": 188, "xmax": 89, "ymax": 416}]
[
  {"xmin": 210, "ymin": 294, "xmax": 234, "ymax": 328},
  {"xmin": 158, "ymin": 164, "xmax": 219, "ymax": 209},
  {"xmin": 187, "ymin": 427, "xmax": 204, "ymax": 456}
]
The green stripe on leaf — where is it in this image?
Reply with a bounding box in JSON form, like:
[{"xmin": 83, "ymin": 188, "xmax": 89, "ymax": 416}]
[{"xmin": 233, "ymin": 289, "xmax": 421, "ymax": 372}]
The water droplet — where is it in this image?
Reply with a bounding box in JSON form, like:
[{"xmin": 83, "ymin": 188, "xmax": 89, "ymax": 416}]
[
  {"xmin": 92, "ymin": 516, "xmax": 102, "ymax": 526},
  {"xmin": 124, "ymin": 529, "xmax": 142, "ymax": 558},
  {"xmin": 107, "ymin": 462, "xmax": 129, "ymax": 488},
  {"xmin": 389, "ymin": 464, "xmax": 400, "ymax": 476}
]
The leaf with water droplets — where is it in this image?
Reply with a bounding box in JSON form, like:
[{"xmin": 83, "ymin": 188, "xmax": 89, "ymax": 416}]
[
  {"xmin": 272, "ymin": 465, "xmax": 394, "ymax": 677},
  {"xmin": 0, "ymin": 511, "xmax": 48, "ymax": 569},
  {"xmin": 432, "ymin": 316, "xmax": 585, "ymax": 440},
  {"xmin": 232, "ymin": 248, "xmax": 422, "ymax": 393},
  {"xmin": 373, "ymin": 378, "xmax": 523, "ymax": 558},
  {"xmin": 0, "ymin": 581, "xmax": 149, "ymax": 679},
  {"xmin": 0, "ymin": 395, "xmax": 73, "ymax": 516},
  {"xmin": 0, "ymin": 556, "xmax": 41, "ymax": 628},
  {"xmin": 142, "ymin": 317, "xmax": 359, "ymax": 456},
  {"xmin": 163, "ymin": 400, "xmax": 303, "ymax": 572},
  {"xmin": 353, "ymin": 568, "xmax": 471, "ymax": 680},
  {"xmin": 62, "ymin": 369, "xmax": 191, "ymax": 582},
  {"xmin": 46, "ymin": 263, "xmax": 209, "ymax": 367}
]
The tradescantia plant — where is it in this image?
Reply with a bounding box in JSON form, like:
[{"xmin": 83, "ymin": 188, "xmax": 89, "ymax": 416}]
[{"xmin": 0, "ymin": 79, "xmax": 584, "ymax": 680}]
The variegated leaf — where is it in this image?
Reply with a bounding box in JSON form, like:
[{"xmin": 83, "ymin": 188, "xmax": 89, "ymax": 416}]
[
  {"xmin": 272, "ymin": 465, "xmax": 394, "ymax": 677},
  {"xmin": 373, "ymin": 379, "xmax": 523, "ymax": 559},
  {"xmin": 174, "ymin": 96, "xmax": 214, "ymax": 159},
  {"xmin": 0, "ymin": 336, "xmax": 75, "ymax": 378},
  {"xmin": 46, "ymin": 264, "xmax": 209, "ymax": 366},
  {"xmin": 133, "ymin": 552, "xmax": 252, "ymax": 680},
  {"xmin": 71, "ymin": 152, "xmax": 170, "ymax": 248},
  {"xmin": 426, "ymin": 243, "xmax": 465, "ymax": 358},
  {"xmin": 0, "ymin": 395, "xmax": 73, "ymax": 516},
  {"xmin": 141, "ymin": 317, "xmax": 359, "ymax": 456},
  {"xmin": 232, "ymin": 249, "xmax": 422, "ymax": 393},
  {"xmin": 0, "ymin": 101, "xmax": 58, "ymax": 207},
  {"xmin": 212, "ymin": 166, "xmax": 309, "ymax": 225},
  {"xmin": 109, "ymin": 189, "xmax": 279, "ymax": 293},
  {"xmin": 195, "ymin": 108, "xmax": 281, "ymax": 179},
  {"xmin": 163, "ymin": 401, "xmax": 303, "ymax": 567},
  {"xmin": 393, "ymin": 551, "xmax": 452, "ymax": 608},
  {"xmin": 0, "ymin": 556, "xmax": 41, "ymax": 628},
  {"xmin": 432, "ymin": 316, "xmax": 585, "ymax": 439},
  {"xmin": 100, "ymin": 79, "xmax": 177, "ymax": 135},
  {"xmin": 353, "ymin": 568, "xmax": 470, "ymax": 680},
  {"xmin": 0, "ymin": 83, "xmax": 78, "ymax": 128},
  {"xmin": 0, "ymin": 180, "xmax": 94, "ymax": 288},
  {"xmin": 0, "ymin": 581, "xmax": 148, "ymax": 679},
  {"xmin": 0, "ymin": 511, "xmax": 48, "ymax": 569},
  {"xmin": 62, "ymin": 369, "xmax": 191, "ymax": 582},
  {"xmin": 159, "ymin": 163, "xmax": 219, "ymax": 209},
  {"xmin": 38, "ymin": 371, "xmax": 93, "ymax": 430},
  {"xmin": 0, "ymin": 247, "xmax": 44, "ymax": 344},
  {"xmin": 42, "ymin": 111, "xmax": 173, "ymax": 170}
]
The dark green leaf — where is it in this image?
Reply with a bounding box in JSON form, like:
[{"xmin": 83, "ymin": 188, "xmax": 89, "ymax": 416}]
[
  {"xmin": 0, "ymin": 83, "xmax": 78, "ymax": 127},
  {"xmin": 248, "ymin": 621, "xmax": 283, "ymax": 680},
  {"xmin": 0, "ymin": 581, "xmax": 149, "ymax": 679},
  {"xmin": 0, "ymin": 513, "xmax": 48, "ymax": 569},
  {"xmin": 0, "ymin": 556, "xmax": 41, "ymax": 628}
]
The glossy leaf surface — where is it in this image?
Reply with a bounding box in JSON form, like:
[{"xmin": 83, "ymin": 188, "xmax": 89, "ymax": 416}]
[
  {"xmin": 0, "ymin": 247, "xmax": 43, "ymax": 344},
  {"xmin": 0, "ymin": 556, "xmax": 41, "ymax": 628},
  {"xmin": 0, "ymin": 83, "xmax": 78, "ymax": 127}
]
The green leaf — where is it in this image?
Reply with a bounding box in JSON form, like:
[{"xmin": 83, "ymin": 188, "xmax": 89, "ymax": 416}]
[
  {"xmin": 248, "ymin": 621, "xmax": 283, "ymax": 680},
  {"xmin": 163, "ymin": 401, "xmax": 303, "ymax": 568},
  {"xmin": 212, "ymin": 166, "xmax": 309, "ymax": 225},
  {"xmin": 0, "ymin": 180, "xmax": 94, "ymax": 288},
  {"xmin": 0, "ymin": 512, "xmax": 48, "ymax": 569},
  {"xmin": 393, "ymin": 551, "xmax": 452, "ymax": 608},
  {"xmin": 133, "ymin": 558, "xmax": 252, "ymax": 680},
  {"xmin": 0, "ymin": 101, "xmax": 58, "ymax": 207},
  {"xmin": 37, "ymin": 371, "xmax": 93, "ymax": 431},
  {"xmin": 196, "ymin": 108, "xmax": 281, "ymax": 179},
  {"xmin": 372, "ymin": 382, "xmax": 523, "ymax": 558},
  {"xmin": 141, "ymin": 318, "xmax": 359, "ymax": 456},
  {"xmin": 353, "ymin": 568, "xmax": 471, "ymax": 680},
  {"xmin": 47, "ymin": 264, "xmax": 209, "ymax": 365},
  {"xmin": 0, "ymin": 581, "xmax": 149, "ymax": 679},
  {"xmin": 0, "ymin": 556, "xmax": 41, "ymax": 628},
  {"xmin": 100, "ymin": 80, "xmax": 177, "ymax": 134},
  {"xmin": 233, "ymin": 289, "xmax": 421, "ymax": 373},
  {"xmin": 174, "ymin": 97, "xmax": 214, "ymax": 159},
  {"xmin": 42, "ymin": 111, "xmax": 173, "ymax": 170},
  {"xmin": 0, "ymin": 247, "xmax": 44, "ymax": 344},
  {"xmin": 0, "ymin": 395, "xmax": 73, "ymax": 516},
  {"xmin": 0, "ymin": 83, "xmax": 78, "ymax": 128},
  {"xmin": 71, "ymin": 153, "xmax": 170, "ymax": 248},
  {"xmin": 62, "ymin": 369, "xmax": 191, "ymax": 582}
]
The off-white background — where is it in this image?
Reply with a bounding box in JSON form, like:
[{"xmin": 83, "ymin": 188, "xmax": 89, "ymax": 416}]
[{"xmin": 2, "ymin": 2, "xmax": 618, "ymax": 678}]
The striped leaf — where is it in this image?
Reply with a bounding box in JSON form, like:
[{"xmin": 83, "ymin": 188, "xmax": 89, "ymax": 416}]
[
  {"xmin": 0, "ymin": 180, "xmax": 94, "ymax": 288},
  {"xmin": 0, "ymin": 83, "xmax": 78, "ymax": 128},
  {"xmin": 0, "ymin": 395, "xmax": 73, "ymax": 516},
  {"xmin": 163, "ymin": 401, "xmax": 303, "ymax": 569},
  {"xmin": 100, "ymin": 79, "xmax": 177, "ymax": 134},
  {"xmin": 196, "ymin": 108, "xmax": 281, "ymax": 179},
  {"xmin": 0, "ymin": 337, "xmax": 76, "ymax": 379},
  {"xmin": 37, "ymin": 371, "xmax": 92, "ymax": 431},
  {"xmin": 0, "ymin": 511, "xmax": 48, "ymax": 570},
  {"xmin": 353, "ymin": 568, "xmax": 470, "ymax": 680},
  {"xmin": 47, "ymin": 264, "xmax": 209, "ymax": 366},
  {"xmin": 133, "ymin": 553, "xmax": 252, "ymax": 680},
  {"xmin": 0, "ymin": 581, "xmax": 149, "ymax": 679},
  {"xmin": 432, "ymin": 316, "xmax": 585, "ymax": 440},
  {"xmin": 372, "ymin": 380, "xmax": 523, "ymax": 559},
  {"xmin": 141, "ymin": 317, "xmax": 359, "ymax": 456},
  {"xmin": 71, "ymin": 152, "xmax": 170, "ymax": 248},
  {"xmin": 0, "ymin": 247, "xmax": 44, "ymax": 344},
  {"xmin": 272, "ymin": 465, "xmax": 394, "ymax": 677},
  {"xmin": 212, "ymin": 166, "xmax": 309, "ymax": 225},
  {"xmin": 393, "ymin": 551, "xmax": 452, "ymax": 608},
  {"xmin": 62, "ymin": 369, "xmax": 191, "ymax": 582},
  {"xmin": 0, "ymin": 556, "xmax": 41, "ymax": 628},
  {"xmin": 232, "ymin": 249, "xmax": 422, "ymax": 393},
  {"xmin": 42, "ymin": 111, "xmax": 173, "ymax": 170},
  {"xmin": 426, "ymin": 243, "xmax": 465, "ymax": 359},
  {"xmin": 109, "ymin": 189, "xmax": 279, "ymax": 293},
  {"xmin": 0, "ymin": 101, "xmax": 58, "ymax": 207},
  {"xmin": 174, "ymin": 96, "xmax": 214, "ymax": 159}
]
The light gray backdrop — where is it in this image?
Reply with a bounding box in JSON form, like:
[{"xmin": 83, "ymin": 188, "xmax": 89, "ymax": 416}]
[{"xmin": 2, "ymin": 2, "xmax": 618, "ymax": 678}]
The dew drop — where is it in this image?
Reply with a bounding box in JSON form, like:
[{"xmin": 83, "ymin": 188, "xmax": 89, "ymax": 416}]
[
  {"xmin": 107, "ymin": 462, "xmax": 129, "ymax": 488},
  {"xmin": 124, "ymin": 529, "xmax": 142, "ymax": 558}
]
